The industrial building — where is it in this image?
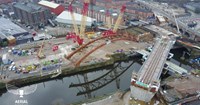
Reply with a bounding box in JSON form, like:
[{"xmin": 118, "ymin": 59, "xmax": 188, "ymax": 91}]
[
  {"xmin": 55, "ymin": 10, "xmax": 96, "ymax": 26},
  {"xmin": 13, "ymin": 2, "xmax": 52, "ymax": 28},
  {"xmin": 38, "ymin": 0, "xmax": 65, "ymax": 15},
  {"xmin": 0, "ymin": 17, "xmax": 31, "ymax": 47}
]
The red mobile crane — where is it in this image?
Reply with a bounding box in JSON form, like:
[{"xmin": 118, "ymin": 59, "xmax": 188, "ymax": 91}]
[
  {"xmin": 80, "ymin": 0, "xmax": 90, "ymax": 37},
  {"xmin": 106, "ymin": 10, "xmax": 112, "ymax": 29}
]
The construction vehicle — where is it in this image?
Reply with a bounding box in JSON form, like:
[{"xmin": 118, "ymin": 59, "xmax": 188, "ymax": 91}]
[
  {"xmin": 52, "ymin": 45, "xmax": 59, "ymax": 52},
  {"xmin": 66, "ymin": 32, "xmax": 84, "ymax": 45},
  {"xmin": 85, "ymin": 32, "xmax": 95, "ymax": 39},
  {"xmin": 37, "ymin": 41, "xmax": 46, "ymax": 59},
  {"xmin": 37, "ymin": 31, "xmax": 47, "ymax": 59}
]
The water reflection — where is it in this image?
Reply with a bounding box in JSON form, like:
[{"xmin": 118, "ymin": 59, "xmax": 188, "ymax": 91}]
[
  {"xmin": 0, "ymin": 58, "xmax": 142, "ymax": 105},
  {"xmin": 69, "ymin": 60, "xmax": 138, "ymax": 98}
]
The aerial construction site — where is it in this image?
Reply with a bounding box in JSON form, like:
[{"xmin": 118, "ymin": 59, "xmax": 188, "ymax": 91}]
[{"xmin": 0, "ymin": 0, "xmax": 200, "ymax": 105}]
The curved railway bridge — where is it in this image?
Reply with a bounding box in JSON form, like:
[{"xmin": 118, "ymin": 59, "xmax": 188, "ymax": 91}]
[{"xmin": 69, "ymin": 60, "xmax": 138, "ymax": 96}]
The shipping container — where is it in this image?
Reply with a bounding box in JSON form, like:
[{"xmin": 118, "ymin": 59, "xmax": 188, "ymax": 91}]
[{"xmin": 7, "ymin": 36, "xmax": 16, "ymax": 45}]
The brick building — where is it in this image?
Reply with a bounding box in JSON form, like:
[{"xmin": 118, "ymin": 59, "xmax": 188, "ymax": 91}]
[
  {"xmin": 66, "ymin": 0, "xmax": 153, "ymax": 25},
  {"xmin": 13, "ymin": 2, "xmax": 52, "ymax": 27},
  {"xmin": 72, "ymin": 3, "xmax": 119, "ymax": 24},
  {"xmin": 125, "ymin": 1, "xmax": 154, "ymax": 19},
  {"xmin": 95, "ymin": 0, "xmax": 154, "ymax": 20},
  {"xmin": 126, "ymin": 7, "xmax": 154, "ymax": 19},
  {"xmin": 95, "ymin": 0, "xmax": 129, "ymax": 9}
]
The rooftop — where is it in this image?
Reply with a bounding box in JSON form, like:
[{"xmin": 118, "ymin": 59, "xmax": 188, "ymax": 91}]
[
  {"xmin": 126, "ymin": 7, "xmax": 152, "ymax": 13},
  {"xmin": 38, "ymin": 0, "xmax": 59, "ymax": 9},
  {"xmin": 0, "ymin": 17, "xmax": 28, "ymax": 38},
  {"xmin": 13, "ymin": 2, "xmax": 47, "ymax": 13},
  {"xmin": 55, "ymin": 10, "xmax": 96, "ymax": 26},
  {"xmin": 72, "ymin": 3, "xmax": 121, "ymax": 16}
]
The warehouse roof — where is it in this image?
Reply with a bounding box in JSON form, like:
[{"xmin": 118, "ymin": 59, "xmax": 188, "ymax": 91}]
[
  {"xmin": 0, "ymin": 17, "xmax": 28, "ymax": 37},
  {"xmin": 55, "ymin": 11, "xmax": 96, "ymax": 26},
  {"xmin": 0, "ymin": 34, "xmax": 6, "ymax": 40},
  {"xmin": 38, "ymin": 0, "xmax": 59, "ymax": 9}
]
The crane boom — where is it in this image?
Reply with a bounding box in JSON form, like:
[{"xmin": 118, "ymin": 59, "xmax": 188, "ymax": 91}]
[
  {"xmin": 106, "ymin": 10, "xmax": 112, "ymax": 29},
  {"xmin": 80, "ymin": 0, "xmax": 89, "ymax": 38},
  {"xmin": 113, "ymin": 5, "xmax": 126, "ymax": 33},
  {"xmin": 68, "ymin": 4, "xmax": 79, "ymax": 35},
  {"xmin": 37, "ymin": 34, "xmax": 46, "ymax": 59}
]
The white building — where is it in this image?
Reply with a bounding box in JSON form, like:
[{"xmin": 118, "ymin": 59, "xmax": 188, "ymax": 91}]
[{"xmin": 55, "ymin": 11, "xmax": 96, "ymax": 26}]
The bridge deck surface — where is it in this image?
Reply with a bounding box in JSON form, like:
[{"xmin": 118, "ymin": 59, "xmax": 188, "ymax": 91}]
[{"xmin": 138, "ymin": 38, "xmax": 174, "ymax": 84}]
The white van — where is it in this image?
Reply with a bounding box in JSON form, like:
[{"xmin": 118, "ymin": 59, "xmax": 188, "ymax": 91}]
[{"xmin": 9, "ymin": 65, "xmax": 13, "ymax": 71}]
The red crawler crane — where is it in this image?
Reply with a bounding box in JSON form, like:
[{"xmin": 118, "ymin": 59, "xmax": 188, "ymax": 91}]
[
  {"xmin": 102, "ymin": 5, "xmax": 126, "ymax": 37},
  {"xmin": 66, "ymin": 32, "xmax": 83, "ymax": 45},
  {"xmin": 66, "ymin": 0, "xmax": 84, "ymax": 46},
  {"xmin": 80, "ymin": 0, "xmax": 90, "ymax": 37}
]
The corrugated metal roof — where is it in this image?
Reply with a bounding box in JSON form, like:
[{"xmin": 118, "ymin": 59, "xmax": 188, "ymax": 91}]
[
  {"xmin": 0, "ymin": 17, "xmax": 28, "ymax": 37},
  {"xmin": 0, "ymin": 34, "xmax": 6, "ymax": 39},
  {"xmin": 38, "ymin": 0, "xmax": 59, "ymax": 9}
]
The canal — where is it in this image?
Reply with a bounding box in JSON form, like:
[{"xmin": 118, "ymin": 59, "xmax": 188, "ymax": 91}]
[{"xmin": 0, "ymin": 48, "xmax": 197, "ymax": 105}]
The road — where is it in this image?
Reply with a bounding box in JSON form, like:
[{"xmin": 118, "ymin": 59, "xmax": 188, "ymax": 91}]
[{"xmin": 137, "ymin": 0, "xmax": 200, "ymax": 38}]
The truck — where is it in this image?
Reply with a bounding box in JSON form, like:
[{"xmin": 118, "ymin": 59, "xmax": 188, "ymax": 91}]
[{"xmin": 2, "ymin": 54, "xmax": 8, "ymax": 64}]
